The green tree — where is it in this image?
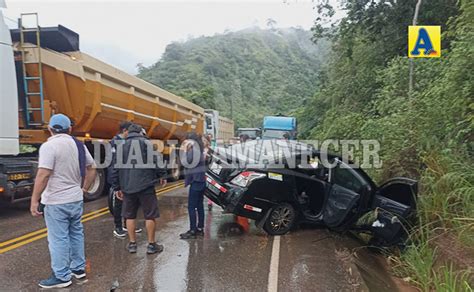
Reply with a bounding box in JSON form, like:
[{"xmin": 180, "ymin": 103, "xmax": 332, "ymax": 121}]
[{"xmin": 138, "ymin": 27, "xmax": 329, "ymax": 127}]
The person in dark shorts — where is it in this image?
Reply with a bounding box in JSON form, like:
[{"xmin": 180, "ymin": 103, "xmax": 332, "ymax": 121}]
[
  {"xmin": 110, "ymin": 124, "xmax": 167, "ymax": 254},
  {"xmin": 107, "ymin": 121, "xmax": 142, "ymax": 238},
  {"xmin": 180, "ymin": 132, "xmax": 207, "ymax": 239}
]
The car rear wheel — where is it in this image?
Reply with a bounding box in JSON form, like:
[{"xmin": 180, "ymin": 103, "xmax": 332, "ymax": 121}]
[{"xmin": 263, "ymin": 203, "xmax": 296, "ymax": 235}]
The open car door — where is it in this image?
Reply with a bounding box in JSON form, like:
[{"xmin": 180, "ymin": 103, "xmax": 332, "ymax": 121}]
[
  {"xmin": 370, "ymin": 177, "xmax": 418, "ymax": 246},
  {"xmin": 323, "ymin": 184, "xmax": 360, "ymax": 229},
  {"xmin": 323, "ymin": 160, "xmax": 370, "ymax": 230}
]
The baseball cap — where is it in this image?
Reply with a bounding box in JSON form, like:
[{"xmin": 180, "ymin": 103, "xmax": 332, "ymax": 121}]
[{"xmin": 49, "ymin": 114, "xmax": 71, "ymax": 133}]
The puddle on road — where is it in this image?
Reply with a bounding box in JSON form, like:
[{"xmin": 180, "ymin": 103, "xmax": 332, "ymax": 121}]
[
  {"xmin": 29, "ymin": 192, "xmax": 403, "ymax": 291},
  {"xmin": 102, "ymin": 196, "xmax": 270, "ymax": 291}
]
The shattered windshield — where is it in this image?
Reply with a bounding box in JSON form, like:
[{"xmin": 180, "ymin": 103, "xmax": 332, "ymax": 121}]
[{"xmin": 213, "ymin": 140, "xmax": 314, "ymax": 169}]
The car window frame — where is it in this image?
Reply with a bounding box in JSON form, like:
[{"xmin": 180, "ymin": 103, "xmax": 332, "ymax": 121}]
[
  {"xmin": 329, "ymin": 158, "xmax": 369, "ymax": 194},
  {"xmin": 294, "ymin": 153, "xmax": 330, "ymax": 181}
]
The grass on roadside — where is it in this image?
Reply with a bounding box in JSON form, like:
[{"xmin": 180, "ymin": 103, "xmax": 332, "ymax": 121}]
[{"xmin": 391, "ymin": 153, "xmax": 473, "ymax": 291}]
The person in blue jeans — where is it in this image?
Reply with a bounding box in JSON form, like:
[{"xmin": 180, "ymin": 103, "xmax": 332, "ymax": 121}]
[
  {"xmin": 180, "ymin": 132, "xmax": 207, "ymax": 239},
  {"xmin": 30, "ymin": 114, "xmax": 96, "ymax": 289}
]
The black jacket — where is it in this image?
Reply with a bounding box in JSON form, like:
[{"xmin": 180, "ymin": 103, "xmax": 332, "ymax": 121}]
[
  {"xmin": 107, "ymin": 134, "xmax": 123, "ymax": 185},
  {"xmin": 110, "ymin": 132, "xmax": 166, "ymax": 194}
]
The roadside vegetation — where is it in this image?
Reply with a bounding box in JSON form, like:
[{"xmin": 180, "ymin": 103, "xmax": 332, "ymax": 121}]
[
  {"xmin": 299, "ymin": 0, "xmax": 473, "ymax": 290},
  {"xmin": 138, "ymin": 27, "xmax": 329, "ymax": 128}
]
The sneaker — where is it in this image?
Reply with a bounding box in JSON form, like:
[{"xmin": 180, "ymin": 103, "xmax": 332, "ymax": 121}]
[
  {"xmin": 123, "ymin": 227, "xmax": 143, "ymax": 233},
  {"xmin": 127, "ymin": 242, "xmax": 137, "ymax": 253},
  {"xmin": 147, "ymin": 242, "xmax": 164, "ymax": 254},
  {"xmin": 71, "ymin": 270, "xmax": 86, "ymax": 279},
  {"xmin": 180, "ymin": 230, "xmax": 197, "ymax": 239},
  {"xmin": 196, "ymin": 229, "xmax": 204, "ymax": 236},
  {"xmin": 38, "ymin": 275, "xmax": 72, "ymax": 288},
  {"xmin": 113, "ymin": 228, "xmax": 126, "ymax": 238}
]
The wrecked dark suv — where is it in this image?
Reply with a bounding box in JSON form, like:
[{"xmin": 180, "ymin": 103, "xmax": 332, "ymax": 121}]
[{"xmin": 204, "ymin": 140, "xmax": 417, "ymax": 246}]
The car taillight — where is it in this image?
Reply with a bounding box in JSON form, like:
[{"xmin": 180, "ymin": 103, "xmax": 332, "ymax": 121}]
[{"xmin": 231, "ymin": 171, "xmax": 266, "ymax": 187}]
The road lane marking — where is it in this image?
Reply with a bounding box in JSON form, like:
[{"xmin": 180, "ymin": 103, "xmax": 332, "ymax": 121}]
[
  {"xmin": 0, "ymin": 227, "xmax": 47, "ymax": 247},
  {"xmin": 0, "ymin": 206, "xmax": 111, "ymax": 248},
  {"xmin": 0, "ymin": 232, "xmax": 50, "ymax": 254},
  {"xmin": 0, "ymin": 202, "xmax": 121, "ymax": 248},
  {"xmin": 0, "ymin": 182, "xmax": 184, "ymax": 247},
  {"xmin": 0, "ymin": 209, "xmax": 111, "ymax": 254},
  {"xmin": 0, "ymin": 182, "xmax": 184, "ymax": 254},
  {"xmin": 0, "ymin": 183, "xmax": 183, "ymax": 247},
  {"xmin": 268, "ymin": 235, "xmax": 281, "ymax": 292}
]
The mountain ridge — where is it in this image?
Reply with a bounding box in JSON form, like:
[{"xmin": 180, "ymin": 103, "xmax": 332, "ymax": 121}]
[{"xmin": 138, "ymin": 27, "xmax": 329, "ymax": 128}]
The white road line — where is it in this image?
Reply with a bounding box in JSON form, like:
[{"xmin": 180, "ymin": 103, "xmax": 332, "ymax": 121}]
[{"xmin": 268, "ymin": 235, "xmax": 281, "ymax": 292}]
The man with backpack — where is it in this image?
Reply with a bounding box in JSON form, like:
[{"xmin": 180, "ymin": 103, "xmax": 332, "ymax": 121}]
[{"xmin": 30, "ymin": 114, "xmax": 96, "ymax": 288}]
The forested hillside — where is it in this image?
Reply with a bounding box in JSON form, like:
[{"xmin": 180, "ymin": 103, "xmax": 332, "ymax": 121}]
[
  {"xmin": 302, "ymin": 0, "xmax": 473, "ymax": 290},
  {"xmin": 137, "ymin": 28, "xmax": 329, "ymax": 128}
]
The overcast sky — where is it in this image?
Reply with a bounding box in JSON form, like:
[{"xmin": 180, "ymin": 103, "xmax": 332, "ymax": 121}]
[{"xmin": 4, "ymin": 0, "xmax": 320, "ymax": 74}]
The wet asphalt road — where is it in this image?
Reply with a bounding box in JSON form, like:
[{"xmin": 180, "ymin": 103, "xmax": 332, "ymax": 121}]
[{"xmin": 0, "ymin": 181, "xmax": 395, "ymax": 291}]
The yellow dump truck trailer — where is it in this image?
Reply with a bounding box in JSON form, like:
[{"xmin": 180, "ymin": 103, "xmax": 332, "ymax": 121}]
[
  {"xmin": 0, "ymin": 15, "xmax": 211, "ymax": 203},
  {"xmin": 217, "ymin": 116, "xmax": 235, "ymax": 144},
  {"xmin": 16, "ymin": 33, "xmax": 204, "ymax": 145}
]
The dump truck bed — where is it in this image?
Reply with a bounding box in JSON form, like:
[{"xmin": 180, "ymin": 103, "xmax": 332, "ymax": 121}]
[
  {"xmin": 218, "ymin": 116, "xmax": 235, "ymax": 143},
  {"xmin": 16, "ymin": 39, "xmax": 204, "ymax": 144}
]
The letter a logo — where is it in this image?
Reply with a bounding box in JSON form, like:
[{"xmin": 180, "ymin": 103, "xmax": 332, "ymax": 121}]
[{"xmin": 408, "ymin": 26, "xmax": 441, "ymax": 58}]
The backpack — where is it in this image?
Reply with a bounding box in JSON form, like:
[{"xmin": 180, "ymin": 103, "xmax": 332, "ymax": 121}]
[{"xmin": 71, "ymin": 136, "xmax": 86, "ymax": 184}]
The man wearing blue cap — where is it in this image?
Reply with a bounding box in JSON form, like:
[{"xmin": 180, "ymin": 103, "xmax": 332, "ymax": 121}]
[{"xmin": 30, "ymin": 113, "xmax": 96, "ymax": 289}]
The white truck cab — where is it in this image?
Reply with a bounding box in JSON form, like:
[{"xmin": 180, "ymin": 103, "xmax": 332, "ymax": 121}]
[
  {"xmin": 0, "ymin": 1, "xmax": 20, "ymax": 155},
  {"xmin": 204, "ymin": 109, "xmax": 219, "ymax": 141}
]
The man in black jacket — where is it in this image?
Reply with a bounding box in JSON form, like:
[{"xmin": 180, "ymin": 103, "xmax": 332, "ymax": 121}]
[
  {"xmin": 108, "ymin": 121, "xmax": 143, "ymax": 238},
  {"xmin": 110, "ymin": 124, "xmax": 167, "ymax": 254}
]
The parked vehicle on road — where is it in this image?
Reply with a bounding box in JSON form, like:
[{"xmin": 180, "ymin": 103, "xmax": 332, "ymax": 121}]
[
  {"xmin": 204, "ymin": 109, "xmax": 235, "ymax": 145},
  {"xmin": 236, "ymin": 128, "xmax": 261, "ymax": 140},
  {"xmin": 262, "ymin": 116, "xmax": 297, "ymax": 140},
  {"xmin": 0, "ymin": 12, "xmax": 207, "ymax": 204},
  {"xmin": 204, "ymin": 140, "xmax": 418, "ymax": 246}
]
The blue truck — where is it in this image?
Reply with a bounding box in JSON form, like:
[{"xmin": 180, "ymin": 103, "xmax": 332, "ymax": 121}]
[{"xmin": 262, "ymin": 116, "xmax": 297, "ymax": 140}]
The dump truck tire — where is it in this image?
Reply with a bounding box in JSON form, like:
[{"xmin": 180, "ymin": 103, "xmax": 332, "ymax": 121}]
[{"xmin": 84, "ymin": 168, "xmax": 106, "ymax": 201}]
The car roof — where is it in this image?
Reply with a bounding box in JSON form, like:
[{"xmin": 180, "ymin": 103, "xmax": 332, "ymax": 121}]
[
  {"xmin": 213, "ymin": 140, "xmax": 378, "ymax": 188},
  {"xmin": 214, "ymin": 140, "xmax": 323, "ymax": 165}
]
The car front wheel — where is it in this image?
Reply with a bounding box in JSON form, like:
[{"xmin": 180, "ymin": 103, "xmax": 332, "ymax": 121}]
[{"xmin": 263, "ymin": 203, "xmax": 296, "ymax": 235}]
